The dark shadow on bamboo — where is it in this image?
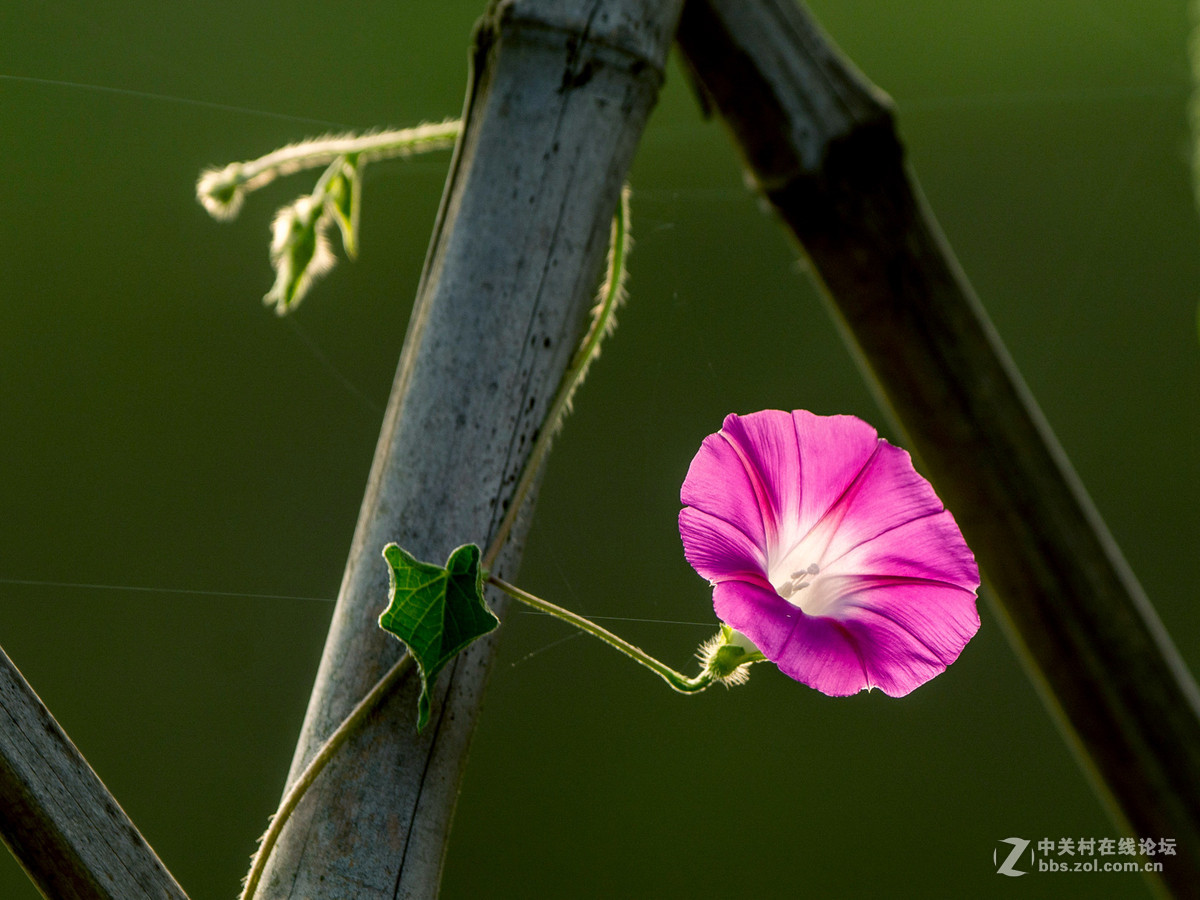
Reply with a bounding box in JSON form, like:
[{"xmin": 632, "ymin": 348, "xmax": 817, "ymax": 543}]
[{"xmin": 677, "ymin": 1, "xmax": 1200, "ymax": 894}]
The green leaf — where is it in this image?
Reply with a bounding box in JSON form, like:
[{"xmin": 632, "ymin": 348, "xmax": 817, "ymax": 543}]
[
  {"xmin": 264, "ymin": 195, "xmax": 336, "ymax": 314},
  {"xmin": 326, "ymin": 155, "xmax": 362, "ymax": 259},
  {"xmin": 379, "ymin": 542, "xmax": 499, "ymax": 730}
]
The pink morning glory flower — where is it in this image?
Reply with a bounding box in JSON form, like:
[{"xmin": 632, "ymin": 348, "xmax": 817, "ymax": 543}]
[{"xmin": 679, "ymin": 410, "xmax": 980, "ymax": 697}]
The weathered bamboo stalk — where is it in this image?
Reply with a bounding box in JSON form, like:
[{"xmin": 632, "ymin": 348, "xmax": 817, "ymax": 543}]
[
  {"xmin": 677, "ymin": 1, "xmax": 1200, "ymax": 892},
  {"xmin": 253, "ymin": 1, "xmax": 684, "ymax": 896},
  {"xmin": 0, "ymin": 645, "xmax": 188, "ymax": 900}
]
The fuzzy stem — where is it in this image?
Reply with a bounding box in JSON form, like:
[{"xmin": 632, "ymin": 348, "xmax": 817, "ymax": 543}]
[
  {"xmin": 482, "ymin": 184, "xmax": 631, "ymax": 571},
  {"xmin": 239, "ymin": 655, "xmax": 414, "ymax": 900},
  {"xmin": 198, "ymin": 121, "xmax": 461, "ymax": 220},
  {"xmin": 240, "ymin": 185, "xmax": 631, "ymax": 897}
]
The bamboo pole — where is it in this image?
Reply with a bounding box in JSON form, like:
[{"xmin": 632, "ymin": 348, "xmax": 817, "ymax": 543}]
[
  {"xmin": 0, "ymin": 645, "xmax": 188, "ymax": 900},
  {"xmin": 677, "ymin": 1, "xmax": 1200, "ymax": 892},
  {"xmin": 252, "ymin": 1, "xmax": 684, "ymax": 896}
]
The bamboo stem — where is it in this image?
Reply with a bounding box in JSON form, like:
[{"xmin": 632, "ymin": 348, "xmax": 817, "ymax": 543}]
[
  {"xmin": 0, "ymin": 644, "xmax": 189, "ymax": 900},
  {"xmin": 250, "ymin": 2, "xmax": 684, "ymax": 896}
]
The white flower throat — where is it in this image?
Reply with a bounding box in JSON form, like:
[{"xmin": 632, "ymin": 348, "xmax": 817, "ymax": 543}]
[{"xmin": 768, "ymin": 516, "xmax": 842, "ymax": 615}]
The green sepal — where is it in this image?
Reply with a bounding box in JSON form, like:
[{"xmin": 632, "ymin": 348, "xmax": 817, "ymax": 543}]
[{"xmin": 379, "ymin": 542, "xmax": 499, "ymax": 731}]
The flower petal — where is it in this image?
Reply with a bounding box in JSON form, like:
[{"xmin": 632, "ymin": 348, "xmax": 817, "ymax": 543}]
[
  {"xmin": 803, "ymin": 439, "xmax": 954, "ymax": 570},
  {"xmin": 679, "ymin": 427, "xmax": 767, "ymax": 550},
  {"xmin": 679, "ymin": 507, "xmax": 768, "ymax": 584},
  {"xmin": 711, "ymin": 579, "xmax": 805, "ymax": 663},
  {"xmin": 789, "ymin": 410, "xmax": 883, "ymax": 536},
  {"xmin": 712, "ymin": 580, "xmax": 871, "ymax": 696},
  {"xmin": 827, "ymin": 509, "xmax": 979, "ymax": 592},
  {"xmin": 719, "ymin": 410, "xmax": 886, "ymax": 560},
  {"xmin": 716, "ymin": 411, "xmax": 802, "ymax": 540},
  {"xmin": 714, "ymin": 577, "xmax": 979, "ymax": 697},
  {"xmin": 831, "ymin": 579, "xmax": 981, "ymax": 696}
]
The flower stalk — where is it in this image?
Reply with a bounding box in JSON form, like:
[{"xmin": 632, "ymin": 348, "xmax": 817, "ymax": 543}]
[{"xmin": 486, "ymin": 574, "xmax": 729, "ymax": 694}]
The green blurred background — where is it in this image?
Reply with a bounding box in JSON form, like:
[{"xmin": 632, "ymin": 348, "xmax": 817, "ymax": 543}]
[{"xmin": 2, "ymin": 1, "xmax": 1197, "ymax": 896}]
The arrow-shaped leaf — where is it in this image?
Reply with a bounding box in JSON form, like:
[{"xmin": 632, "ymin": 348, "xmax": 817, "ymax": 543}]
[{"xmin": 379, "ymin": 542, "xmax": 499, "ymax": 730}]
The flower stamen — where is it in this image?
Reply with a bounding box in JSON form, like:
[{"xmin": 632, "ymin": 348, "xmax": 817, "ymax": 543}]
[{"xmin": 777, "ymin": 563, "xmax": 820, "ymax": 600}]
